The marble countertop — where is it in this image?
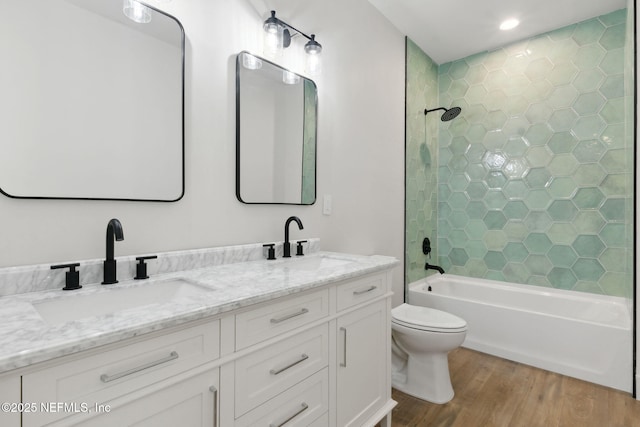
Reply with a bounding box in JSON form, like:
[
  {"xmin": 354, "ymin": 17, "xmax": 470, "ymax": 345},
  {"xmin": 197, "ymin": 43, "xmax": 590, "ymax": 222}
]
[{"xmin": 0, "ymin": 251, "xmax": 398, "ymax": 374}]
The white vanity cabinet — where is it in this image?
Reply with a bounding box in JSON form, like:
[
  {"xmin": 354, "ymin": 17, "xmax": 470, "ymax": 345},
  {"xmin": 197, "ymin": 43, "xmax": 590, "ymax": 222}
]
[
  {"xmin": 335, "ymin": 274, "xmax": 392, "ymax": 427},
  {"xmin": 12, "ymin": 266, "xmax": 395, "ymax": 427},
  {"xmin": 226, "ymin": 271, "xmax": 394, "ymax": 427}
]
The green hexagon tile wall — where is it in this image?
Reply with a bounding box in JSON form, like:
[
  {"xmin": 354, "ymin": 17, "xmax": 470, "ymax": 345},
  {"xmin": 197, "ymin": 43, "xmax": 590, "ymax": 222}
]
[{"xmin": 405, "ymin": 8, "xmax": 634, "ymax": 297}]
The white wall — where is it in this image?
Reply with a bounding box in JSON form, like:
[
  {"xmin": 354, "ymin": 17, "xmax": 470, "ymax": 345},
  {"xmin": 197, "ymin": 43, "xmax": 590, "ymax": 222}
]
[{"xmin": 0, "ymin": 0, "xmax": 406, "ymax": 305}]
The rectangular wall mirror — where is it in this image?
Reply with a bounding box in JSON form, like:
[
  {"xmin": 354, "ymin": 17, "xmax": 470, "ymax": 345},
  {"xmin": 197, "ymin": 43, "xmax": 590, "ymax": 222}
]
[
  {"xmin": 0, "ymin": 0, "xmax": 184, "ymax": 201},
  {"xmin": 236, "ymin": 51, "xmax": 317, "ymax": 205}
]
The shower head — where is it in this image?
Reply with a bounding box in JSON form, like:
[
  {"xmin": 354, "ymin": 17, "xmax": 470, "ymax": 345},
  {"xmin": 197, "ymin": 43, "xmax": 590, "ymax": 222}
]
[
  {"xmin": 441, "ymin": 107, "xmax": 462, "ymax": 121},
  {"xmin": 424, "ymin": 106, "xmax": 462, "ymax": 122}
]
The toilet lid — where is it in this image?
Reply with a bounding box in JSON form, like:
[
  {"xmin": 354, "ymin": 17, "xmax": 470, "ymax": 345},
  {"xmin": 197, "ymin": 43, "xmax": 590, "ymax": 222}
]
[{"xmin": 392, "ymin": 303, "xmax": 467, "ymax": 332}]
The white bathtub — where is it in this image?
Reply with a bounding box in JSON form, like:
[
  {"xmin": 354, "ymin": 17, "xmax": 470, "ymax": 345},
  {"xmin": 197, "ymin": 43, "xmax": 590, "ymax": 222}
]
[{"xmin": 408, "ymin": 274, "xmax": 633, "ymax": 392}]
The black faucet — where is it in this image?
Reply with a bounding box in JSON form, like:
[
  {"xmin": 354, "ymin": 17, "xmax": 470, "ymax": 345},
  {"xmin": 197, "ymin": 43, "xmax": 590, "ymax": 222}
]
[
  {"xmin": 425, "ymin": 262, "xmax": 445, "ymax": 274},
  {"xmin": 102, "ymin": 218, "xmax": 125, "ymax": 284},
  {"xmin": 283, "ymin": 216, "xmax": 304, "ymax": 258}
]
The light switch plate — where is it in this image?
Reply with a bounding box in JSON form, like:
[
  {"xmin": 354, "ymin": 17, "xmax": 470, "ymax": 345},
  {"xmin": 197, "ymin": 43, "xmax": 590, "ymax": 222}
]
[{"xmin": 323, "ymin": 195, "xmax": 332, "ymax": 215}]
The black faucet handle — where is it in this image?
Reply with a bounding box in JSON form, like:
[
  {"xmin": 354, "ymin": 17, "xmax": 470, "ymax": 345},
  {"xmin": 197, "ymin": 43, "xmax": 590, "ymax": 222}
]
[
  {"xmin": 263, "ymin": 243, "xmax": 276, "ymax": 260},
  {"xmin": 296, "ymin": 240, "xmax": 308, "ymax": 256},
  {"xmin": 422, "ymin": 237, "xmax": 432, "ymax": 257},
  {"xmin": 51, "ymin": 263, "xmax": 82, "ymax": 291},
  {"xmin": 135, "ymin": 255, "xmax": 158, "ymax": 280}
]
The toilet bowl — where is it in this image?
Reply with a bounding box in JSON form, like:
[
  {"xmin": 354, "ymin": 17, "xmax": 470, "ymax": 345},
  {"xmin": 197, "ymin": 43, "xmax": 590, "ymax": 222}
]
[{"xmin": 391, "ymin": 303, "xmax": 467, "ymax": 404}]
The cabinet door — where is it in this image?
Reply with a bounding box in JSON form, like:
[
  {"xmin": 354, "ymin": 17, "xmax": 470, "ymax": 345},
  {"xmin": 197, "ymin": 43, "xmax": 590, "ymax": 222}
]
[
  {"xmin": 336, "ymin": 300, "xmax": 387, "ymax": 427},
  {"xmin": 79, "ymin": 367, "xmax": 219, "ymax": 427},
  {"xmin": 0, "ymin": 375, "xmax": 20, "ymax": 427}
]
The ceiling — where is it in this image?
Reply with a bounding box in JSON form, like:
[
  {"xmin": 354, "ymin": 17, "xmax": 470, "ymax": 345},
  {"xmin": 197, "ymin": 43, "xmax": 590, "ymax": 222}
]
[{"xmin": 366, "ymin": 0, "xmax": 628, "ymax": 64}]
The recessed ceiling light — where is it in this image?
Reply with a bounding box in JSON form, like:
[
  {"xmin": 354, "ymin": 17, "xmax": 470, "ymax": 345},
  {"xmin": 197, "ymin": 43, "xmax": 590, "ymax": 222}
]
[{"xmin": 500, "ymin": 18, "xmax": 520, "ymax": 31}]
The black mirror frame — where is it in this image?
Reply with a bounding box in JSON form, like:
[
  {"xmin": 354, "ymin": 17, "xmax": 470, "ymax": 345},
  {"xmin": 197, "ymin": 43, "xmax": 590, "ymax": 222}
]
[
  {"xmin": 235, "ymin": 51, "xmax": 317, "ymax": 206},
  {"xmin": 0, "ymin": 2, "xmax": 185, "ymax": 203}
]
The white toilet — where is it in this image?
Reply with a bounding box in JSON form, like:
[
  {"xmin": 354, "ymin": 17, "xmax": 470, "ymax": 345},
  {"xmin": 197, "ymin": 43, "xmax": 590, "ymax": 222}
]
[{"xmin": 391, "ymin": 303, "xmax": 467, "ymax": 404}]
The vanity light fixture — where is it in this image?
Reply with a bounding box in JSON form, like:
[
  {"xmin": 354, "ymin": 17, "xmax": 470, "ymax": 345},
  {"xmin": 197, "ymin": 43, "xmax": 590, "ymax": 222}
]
[
  {"xmin": 263, "ymin": 10, "xmax": 323, "ymax": 76},
  {"xmin": 304, "ymin": 34, "xmax": 322, "ymax": 75},
  {"xmin": 499, "ymin": 18, "xmax": 520, "ymax": 31},
  {"xmin": 123, "ymin": 0, "xmax": 152, "ymax": 24}
]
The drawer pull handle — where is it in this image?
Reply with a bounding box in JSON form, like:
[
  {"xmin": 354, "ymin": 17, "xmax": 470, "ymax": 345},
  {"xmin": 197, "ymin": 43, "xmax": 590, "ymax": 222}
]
[
  {"xmin": 340, "ymin": 327, "xmax": 347, "ymax": 367},
  {"xmin": 353, "ymin": 285, "xmax": 377, "ymax": 295},
  {"xmin": 270, "ymin": 354, "xmax": 309, "ymax": 375},
  {"xmin": 100, "ymin": 351, "xmax": 179, "ymax": 383},
  {"xmin": 209, "ymin": 386, "xmax": 218, "ymax": 427},
  {"xmin": 269, "ymin": 403, "xmax": 309, "ymax": 427},
  {"xmin": 270, "ymin": 308, "xmax": 309, "ymax": 324}
]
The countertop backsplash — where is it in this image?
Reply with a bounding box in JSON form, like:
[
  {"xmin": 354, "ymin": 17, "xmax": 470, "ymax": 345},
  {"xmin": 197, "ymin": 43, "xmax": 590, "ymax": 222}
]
[{"xmin": 0, "ymin": 238, "xmax": 321, "ymax": 297}]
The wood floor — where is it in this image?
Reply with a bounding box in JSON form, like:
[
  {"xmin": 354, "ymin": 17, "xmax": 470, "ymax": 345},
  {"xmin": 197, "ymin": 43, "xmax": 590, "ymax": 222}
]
[{"xmin": 388, "ymin": 347, "xmax": 640, "ymax": 427}]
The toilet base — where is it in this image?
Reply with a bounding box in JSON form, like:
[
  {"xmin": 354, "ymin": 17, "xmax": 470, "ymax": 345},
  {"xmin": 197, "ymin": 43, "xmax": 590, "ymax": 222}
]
[{"xmin": 392, "ymin": 352, "xmax": 455, "ymax": 404}]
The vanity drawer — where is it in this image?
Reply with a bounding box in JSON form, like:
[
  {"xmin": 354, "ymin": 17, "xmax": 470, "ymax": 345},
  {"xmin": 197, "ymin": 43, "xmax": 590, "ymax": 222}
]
[
  {"xmin": 22, "ymin": 320, "xmax": 219, "ymax": 426},
  {"xmin": 235, "ymin": 368, "xmax": 328, "ymax": 427},
  {"xmin": 235, "ymin": 324, "xmax": 328, "ymax": 417},
  {"xmin": 235, "ymin": 289, "xmax": 329, "ymax": 350},
  {"xmin": 336, "ymin": 273, "xmax": 386, "ymax": 312}
]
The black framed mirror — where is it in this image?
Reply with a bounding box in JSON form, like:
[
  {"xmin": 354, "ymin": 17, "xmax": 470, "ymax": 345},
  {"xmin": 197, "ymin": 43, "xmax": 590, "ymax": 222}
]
[
  {"xmin": 236, "ymin": 51, "xmax": 317, "ymax": 205},
  {"xmin": 0, "ymin": 0, "xmax": 184, "ymax": 201}
]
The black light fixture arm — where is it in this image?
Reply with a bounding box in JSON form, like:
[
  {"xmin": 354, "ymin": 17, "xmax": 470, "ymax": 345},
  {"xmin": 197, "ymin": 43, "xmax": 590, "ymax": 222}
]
[{"xmin": 268, "ymin": 10, "xmax": 316, "ymax": 43}]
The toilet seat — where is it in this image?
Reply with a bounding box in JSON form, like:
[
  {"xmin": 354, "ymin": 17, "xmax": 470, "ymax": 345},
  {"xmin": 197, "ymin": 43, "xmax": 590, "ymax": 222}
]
[{"xmin": 392, "ymin": 303, "xmax": 467, "ymax": 333}]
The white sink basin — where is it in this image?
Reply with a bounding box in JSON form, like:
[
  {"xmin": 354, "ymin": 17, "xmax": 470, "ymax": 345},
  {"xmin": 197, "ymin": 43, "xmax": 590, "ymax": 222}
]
[
  {"xmin": 33, "ymin": 278, "xmax": 211, "ymax": 325},
  {"xmin": 283, "ymin": 255, "xmax": 354, "ymax": 271}
]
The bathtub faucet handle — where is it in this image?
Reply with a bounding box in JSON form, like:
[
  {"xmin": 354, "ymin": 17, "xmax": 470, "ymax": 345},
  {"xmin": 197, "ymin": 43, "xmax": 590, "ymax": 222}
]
[{"xmin": 422, "ymin": 237, "xmax": 432, "ymax": 258}]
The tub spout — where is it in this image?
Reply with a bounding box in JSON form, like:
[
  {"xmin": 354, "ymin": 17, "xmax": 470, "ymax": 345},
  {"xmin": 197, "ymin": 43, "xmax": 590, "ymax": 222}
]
[{"xmin": 425, "ymin": 263, "xmax": 444, "ymax": 274}]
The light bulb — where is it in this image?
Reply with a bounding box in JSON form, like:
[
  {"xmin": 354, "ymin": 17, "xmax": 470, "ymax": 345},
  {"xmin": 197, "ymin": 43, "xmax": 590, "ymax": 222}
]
[
  {"xmin": 263, "ymin": 11, "xmax": 280, "ymax": 34},
  {"xmin": 304, "ymin": 35, "xmax": 322, "ymax": 76},
  {"xmin": 263, "ymin": 25, "xmax": 283, "ymax": 58},
  {"xmin": 305, "ymin": 51, "xmax": 321, "ymax": 76},
  {"xmin": 263, "ymin": 11, "xmax": 284, "ymax": 58}
]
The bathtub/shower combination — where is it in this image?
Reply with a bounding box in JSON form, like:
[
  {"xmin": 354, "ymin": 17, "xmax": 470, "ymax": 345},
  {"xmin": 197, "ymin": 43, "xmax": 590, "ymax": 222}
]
[{"xmin": 408, "ymin": 274, "xmax": 633, "ymax": 392}]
